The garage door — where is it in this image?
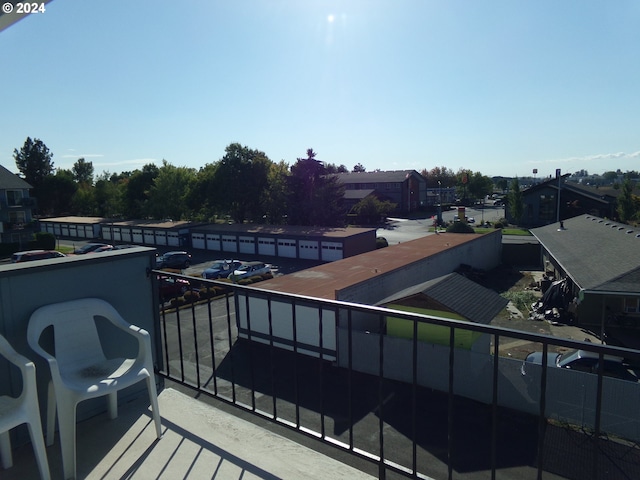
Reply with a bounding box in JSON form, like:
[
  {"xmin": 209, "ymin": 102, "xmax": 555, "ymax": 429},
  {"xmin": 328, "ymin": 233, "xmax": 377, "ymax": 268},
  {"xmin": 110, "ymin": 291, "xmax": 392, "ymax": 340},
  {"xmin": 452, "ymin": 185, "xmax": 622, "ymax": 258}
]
[
  {"xmin": 120, "ymin": 228, "xmax": 130, "ymax": 243},
  {"xmin": 192, "ymin": 233, "xmax": 205, "ymax": 249},
  {"xmin": 132, "ymin": 229, "xmax": 143, "ymax": 244},
  {"xmin": 277, "ymin": 239, "xmax": 297, "ymax": 258},
  {"xmin": 321, "ymin": 241, "xmax": 343, "ymax": 261},
  {"xmin": 257, "ymin": 237, "xmax": 276, "ymax": 256},
  {"xmin": 222, "ymin": 235, "xmax": 238, "ymax": 253},
  {"xmin": 206, "ymin": 234, "xmax": 221, "ymax": 251},
  {"xmin": 239, "ymin": 236, "xmax": 256, "ymax": 254},
  {"xmin": 167, "ymin": 232, "xmax": 180, "ymax": 247},
  {"xmin": 144, "ymin": 230, "xmax": 155, "ymax": 244},
  {"xmin": 155, "ymin": 231, "xmax": 167, "ymax": 246},
  {"xmin": 299, "ymin": 240, "xmax": 319, "ymax": 260}
]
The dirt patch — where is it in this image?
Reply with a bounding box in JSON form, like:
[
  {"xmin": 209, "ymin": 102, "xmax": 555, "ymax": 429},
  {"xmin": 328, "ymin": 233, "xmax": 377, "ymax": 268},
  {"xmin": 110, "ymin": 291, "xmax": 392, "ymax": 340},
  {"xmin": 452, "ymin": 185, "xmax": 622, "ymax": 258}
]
[{"xmin": 474, "ymin": 266, "xmax": 550, "ymax": 359}]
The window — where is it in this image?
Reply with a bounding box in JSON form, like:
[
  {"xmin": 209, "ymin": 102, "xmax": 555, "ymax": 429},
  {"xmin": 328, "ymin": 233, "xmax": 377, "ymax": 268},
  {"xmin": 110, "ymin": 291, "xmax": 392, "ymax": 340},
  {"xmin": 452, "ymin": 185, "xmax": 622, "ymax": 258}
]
[
  {"xmin": 624, "ymin": 297, "xmax": 639, "ymax": 313},
  {"xmin": 9, "ymin": 211, "xmax": 26, "ymax": 224},
  {"xmin": 6, "ymin": 190, "xmax": 23, "ymax": 206}
]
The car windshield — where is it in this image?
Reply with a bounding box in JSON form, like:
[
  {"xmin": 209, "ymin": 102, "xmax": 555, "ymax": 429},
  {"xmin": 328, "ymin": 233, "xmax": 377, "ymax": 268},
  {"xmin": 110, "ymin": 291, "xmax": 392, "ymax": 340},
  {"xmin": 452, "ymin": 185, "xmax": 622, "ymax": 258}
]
[
  {"xmin": 209, "ymin": 262, "xmax": 228, "ymax": 270},
  {"xmin": 557, "ymin": 350, "xmax": 581, "ymax": 367}
]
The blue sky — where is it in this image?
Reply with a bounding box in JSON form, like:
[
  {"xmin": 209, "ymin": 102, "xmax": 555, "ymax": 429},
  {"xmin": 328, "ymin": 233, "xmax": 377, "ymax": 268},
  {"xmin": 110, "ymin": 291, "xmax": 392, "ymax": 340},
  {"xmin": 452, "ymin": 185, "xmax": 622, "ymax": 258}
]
[{"xmin": 1, "ymin": 1, "xmax": 639, "ymax": 179}]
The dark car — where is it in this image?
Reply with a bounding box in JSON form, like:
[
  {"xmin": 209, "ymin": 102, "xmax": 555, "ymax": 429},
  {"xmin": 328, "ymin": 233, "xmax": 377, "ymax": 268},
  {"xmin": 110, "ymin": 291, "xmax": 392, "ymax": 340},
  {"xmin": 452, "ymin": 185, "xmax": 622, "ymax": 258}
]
[
  {"xmin": 521, "ymin": 349, "xmax": 638, "ymax": 383},
  {"xmin": 156, "ymin": 251, "xmax": 192, "ymax": 270},
  {"xmin": 11, "ymin": 250, "xmax": 66, "ymax": 263},
  {"xmin": 74, "ymin": 243, "xmax": 112, "ymax": 254},
  {"xmin": 202, "ymin": 259, "xmax": 243, "ymax": 279},
  {"xmin": 158, "ymin": 275, "xmax": 192, "ymax": 301}
]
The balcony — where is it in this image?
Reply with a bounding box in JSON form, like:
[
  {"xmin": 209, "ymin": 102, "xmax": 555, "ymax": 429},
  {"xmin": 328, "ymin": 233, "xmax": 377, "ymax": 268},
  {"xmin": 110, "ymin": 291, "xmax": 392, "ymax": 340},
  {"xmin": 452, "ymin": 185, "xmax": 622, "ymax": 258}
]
[{"xmin": 1, "ymin": 249, "xmax": 640, "ymax": 479}]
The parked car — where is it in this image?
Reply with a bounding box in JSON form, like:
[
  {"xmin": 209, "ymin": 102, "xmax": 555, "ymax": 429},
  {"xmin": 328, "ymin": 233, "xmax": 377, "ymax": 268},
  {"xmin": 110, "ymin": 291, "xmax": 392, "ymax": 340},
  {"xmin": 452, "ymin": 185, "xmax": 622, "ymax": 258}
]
[
  {"xmin": 521, "ymin": 349, "xmax": 638, "ymax": 382},
  {"xmin": 74, "ymin": 243, "xmax": 113, "ymax": 254},
  {"xmin": 11, "ymin": 250, "xmax": 66, "ymax": 263},
  {"xmin": 156, "ymin": 251, "xmax": 192, "ymax": 269},
  {"xmin": 231, "ymin": 261, "xmax": 272, "ymax": 280},
  {"xmin": 202, "ymin": 259, "xmax": 243, "ymax": 279},
  {"xmin": 158, "ymin": 275, "xmax": 192, "ymax": 301}
]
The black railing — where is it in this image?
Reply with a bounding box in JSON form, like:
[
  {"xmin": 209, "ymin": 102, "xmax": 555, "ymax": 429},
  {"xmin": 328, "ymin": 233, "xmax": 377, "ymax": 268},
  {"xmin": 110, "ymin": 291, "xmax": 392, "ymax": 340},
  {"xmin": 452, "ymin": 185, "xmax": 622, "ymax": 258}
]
[{"xmin": 153, "ymin": 270, "xmax": 640, "ymax": 480}]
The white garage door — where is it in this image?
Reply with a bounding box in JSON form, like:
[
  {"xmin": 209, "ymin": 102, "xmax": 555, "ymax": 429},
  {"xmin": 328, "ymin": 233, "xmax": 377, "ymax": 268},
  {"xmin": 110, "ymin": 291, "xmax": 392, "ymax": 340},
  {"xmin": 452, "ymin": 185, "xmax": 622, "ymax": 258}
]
[
  {"xmin": 239, "ymin": 236, "xmax": 256, "ymax": 254},
  {"xmin": 321, "ymin": 241, "xmax": 343, "ymax": 261},
  {"xmin": 192, "ymin": 233, "xmax": 205, "ymax": 249},
  {"xmin": 144, "ymin": 230, "xmax": 155, "ymax": 244},
  {"xmin": 155, "ymin": 231, "xmax": 167, "ymax": 246},
  {"xmin": 132, "ymin": 229, "xmax": 143, "ymax": 244},
  {"xmin": 277, "ymin": 239, "xmax": 297, "ymax": 258},
  {"xmin": 257, "ymin": 237, "xmax": 276, "ymax": 256},
  {"xmin": 299, "ymin": 240, "xmax": 319, "ymax": 260},
  {"xmin": 167, "ymin": 232, "xmax": 180, "ymax": 247},
  {"xmin": 222, "ymin": 235, "xmax": 238, "ymax": 253},
  {"xmin": 206, "ymin": 234, "xmax": 221, "ymax": 251}
]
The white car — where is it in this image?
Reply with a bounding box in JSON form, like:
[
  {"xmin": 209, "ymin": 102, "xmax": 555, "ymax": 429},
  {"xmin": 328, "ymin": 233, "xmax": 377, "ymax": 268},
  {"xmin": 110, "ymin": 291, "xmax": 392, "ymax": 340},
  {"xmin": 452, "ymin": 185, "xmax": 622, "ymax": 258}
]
[{"xmin": 231, "ymin": 261, "xmax": 272, "ymax": 280}]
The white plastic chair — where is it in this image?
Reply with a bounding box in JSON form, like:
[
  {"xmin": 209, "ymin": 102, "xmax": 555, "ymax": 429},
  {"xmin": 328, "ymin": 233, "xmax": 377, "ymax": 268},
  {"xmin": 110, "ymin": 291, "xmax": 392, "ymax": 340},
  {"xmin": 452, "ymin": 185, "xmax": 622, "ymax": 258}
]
[
  {"xmin": 0, "ymin": 334, "xmax": 50, "ymax": 480},
  {"xmin": 27, "ymin": 298, "xmax": 162, "ymax": 480}
]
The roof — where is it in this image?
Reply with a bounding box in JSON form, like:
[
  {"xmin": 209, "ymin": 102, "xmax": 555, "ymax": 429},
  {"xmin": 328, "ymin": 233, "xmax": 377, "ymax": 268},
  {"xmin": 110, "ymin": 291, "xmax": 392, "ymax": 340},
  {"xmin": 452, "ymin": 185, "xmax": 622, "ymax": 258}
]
[
  {"xmin": 255, "ymin": 233, "xmax": 490, "ymax": 300},
  {"xmin": 0, "ymin": 164, "xmax": 32, "ymax": 190},
  {"xmin": 531, "ymin": 214, "xmax": 640, "ymax": 294},
  {"xmin": 343, "ymin": 189, "xmax": 376, "ymax": 200},
  {"xmin": 334, "ymin": 170, "xmax": 425, "ymax": 184},
  {"xmin": 195, "ymin": 223, "xmax": 375, "ymax": 239},
  {"xmin": 523, "ymin": 176, "xmax": 614, "ymax": 206},
  {"xmin": 377, "ymin": 272, "xmax": 509, "ymax": 325}
]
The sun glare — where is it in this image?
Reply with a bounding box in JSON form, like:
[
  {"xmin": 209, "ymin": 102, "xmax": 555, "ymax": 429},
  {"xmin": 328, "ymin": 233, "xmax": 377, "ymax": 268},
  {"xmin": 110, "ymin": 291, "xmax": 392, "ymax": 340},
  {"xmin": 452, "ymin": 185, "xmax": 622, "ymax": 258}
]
[{"xmin": 327, "ymin": 14, "xmax": 335, "ymax": 23}]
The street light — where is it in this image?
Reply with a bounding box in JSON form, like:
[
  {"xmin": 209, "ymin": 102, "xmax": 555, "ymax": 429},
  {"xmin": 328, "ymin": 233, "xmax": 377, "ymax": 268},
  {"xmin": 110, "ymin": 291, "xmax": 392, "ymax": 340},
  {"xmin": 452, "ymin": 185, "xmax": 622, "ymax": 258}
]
[{"xmin": 437, "ymin": 181, "xmax": 442, "ymax": 226}]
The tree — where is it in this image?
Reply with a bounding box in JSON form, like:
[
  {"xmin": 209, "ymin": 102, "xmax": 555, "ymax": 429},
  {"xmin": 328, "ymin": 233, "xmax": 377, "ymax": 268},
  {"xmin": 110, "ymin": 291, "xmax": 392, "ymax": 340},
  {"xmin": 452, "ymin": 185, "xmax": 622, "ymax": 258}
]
[
  {"xmin": 616, "ymin": 176, "xmax": 637, "ymax": 223},
  {"xmin": 13, "ymin": 137, "xmax": 55, "ymax": 194},
  {"xmin": 262, "ymin": 160, "xmax": 290, "ymax": 224},
  {"xmin": 212, "ymin": 143, "xmax": 272, "ymax": 223},
  {"xmin": 123, "ymin": 164, "xmax": 159, "ymax": 218},
  {"xmin": 353, "ymin": 163, "xmax": 366, "ymax": 173},
  {"xmin": 351, "ymin": 196, "xmax": 396, "ymax": 224},
  {"xmin": 38, "ymin": 169, "xmax": 77, "ymax": 216},
  {"xmin": 146, "ymin": 160, "xmax": 197, "ymax": 220},
  {"xmin": 287, "ymin": 149, "xmax": 345, "ymax": 227},
  {"xmin": 422, "ymin": 166, "xmax": 456, "ymax": 188},
  {"xmin": 506, "ymin": 177, "xmax": 524, "ymax": 224},
  {"xmin": 466, "ymin": 171, "xmax": 494, "ymax": 201},
  {"xmin": 72, "ymin": 158, "xmax": 94, "ymax": 185}
]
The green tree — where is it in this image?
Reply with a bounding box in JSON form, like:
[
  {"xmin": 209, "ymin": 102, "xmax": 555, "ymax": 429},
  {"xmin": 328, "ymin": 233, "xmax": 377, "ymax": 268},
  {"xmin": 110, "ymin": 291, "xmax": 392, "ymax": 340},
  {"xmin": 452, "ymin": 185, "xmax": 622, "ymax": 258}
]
[
  {"xmin": 507, "ymin": 177, "xmax": 524, "ymax": 224},
  {"xmin": 38, "ymin": 169, "xmax": 77, "ymax": 216},
  {"xmin": 616, "ymin": 176, "xmax": 637, "ymax": 223},
  {"xmin": 147, "ymin": 161, "xmax": 197, "ymax": 220},
  {"xmin": 287, "ymin": 149, "xmax": 345, "ymax": 227},
  {"xmin": 72, "ymin": 158, "xmax": 94, "ymax": 186},
  {"xmin": 262, "ymin": 160, "xmax": 290, "ymax": 224},
  {"xmin": 213, "ymin": 143, "xmax": 272, "ymax": 223},
  {"xmin": 467, "ymin": 171, "xmax": 494, "ymax": 201},
  {"xmin": 187, "ymin": 163, "xmax": 219, "ymax": 221},
  {"xmin": 422, "ymin": 166, "xmax": 456, "ymax": 188},
  {"xmin": 353, "ymin": 163, "xmax": 366, "ymax": 172},
  {"xmin": 13, "ymin": 137, "xmax": 55, "ymax": 198},
  {"xmin": 351, "ymin": 196, "xmax": 396, "ymax": 224},
  {"xmin": 123, "ymin": 164, "xmax": 159, "ymax": 218},
  {"xmin": 71, "ymin": 184, "xmax": 97, "ymax": 215},
  {"xmin": 94, "ymin": 172, "xmax": 123, "ymax": 217}
]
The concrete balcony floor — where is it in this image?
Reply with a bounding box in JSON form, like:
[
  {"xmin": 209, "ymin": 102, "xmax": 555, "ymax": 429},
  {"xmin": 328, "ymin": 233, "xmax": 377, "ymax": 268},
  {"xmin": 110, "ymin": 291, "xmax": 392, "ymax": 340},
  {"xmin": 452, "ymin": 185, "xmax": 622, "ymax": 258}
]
[{"xmin": 3, "ymin": 386, "xmax": 375, "ymax": 480}]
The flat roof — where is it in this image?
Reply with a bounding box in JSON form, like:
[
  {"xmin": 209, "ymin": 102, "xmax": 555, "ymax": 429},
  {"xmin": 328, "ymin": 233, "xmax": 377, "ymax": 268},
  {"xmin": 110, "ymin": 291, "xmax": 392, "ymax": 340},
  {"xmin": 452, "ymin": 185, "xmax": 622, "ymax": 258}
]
[
  {"xmin": 194, "ymin": 223, "xmax": 375, "ymax": 239},
  {"xmin": 256, "ymin": 233, "xmax": 487, "ymax": 300}
]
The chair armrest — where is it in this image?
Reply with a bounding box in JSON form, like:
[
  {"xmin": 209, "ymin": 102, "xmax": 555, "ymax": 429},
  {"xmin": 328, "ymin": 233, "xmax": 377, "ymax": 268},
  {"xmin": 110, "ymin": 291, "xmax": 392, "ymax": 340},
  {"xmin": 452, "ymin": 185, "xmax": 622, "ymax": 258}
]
[{"xmin": 0, "ymin": 335, "xmax": 35, "ymax": 374}]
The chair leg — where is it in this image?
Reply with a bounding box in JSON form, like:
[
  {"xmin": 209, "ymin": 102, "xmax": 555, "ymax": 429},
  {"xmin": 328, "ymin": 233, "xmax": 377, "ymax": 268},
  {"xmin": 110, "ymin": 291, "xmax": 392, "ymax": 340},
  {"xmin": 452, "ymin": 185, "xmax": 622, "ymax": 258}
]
[
  {"xmin": 146, "ymin": 375, "xmax": 162, "ymax": 439},
  {"xmin": 56, "ymin": 401, "xmax": 77, "ymax": 480},
  {"xmin": 0, "ymin": 430, "xmax": 13, "ymax": 470},
  {"xmin": 46, "ymin": 382, "xmax": 56, "ymax": 446},
  {"xmin": 26, "ymin": 421, "xmax": 51, "ymax": 480}
]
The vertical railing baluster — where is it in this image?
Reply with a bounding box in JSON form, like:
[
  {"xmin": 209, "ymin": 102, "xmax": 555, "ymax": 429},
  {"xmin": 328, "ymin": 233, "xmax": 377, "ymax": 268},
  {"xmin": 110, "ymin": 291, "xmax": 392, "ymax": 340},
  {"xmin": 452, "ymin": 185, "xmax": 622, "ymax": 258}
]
[
  {"xmin": 378, "ymin": 312, "xmax": 386, "ymax": 479},
  {"xmin": 412, "ymin": 312, "xmax": 418, "ymax": 476},
  {"xmin": 447, "ymin": 326, "xmax": 455, "ymax": 480},
  {"xmin": 225, "ymin": 291, "xmax": 236, "ymax": 404},
  {"xmin": 347, "ymin": 308, "xmax": 354, "ymax": 451},
  {"xmin": 267, "ymin": 294, "xmax": 277, "ymax": 419},
  {"xmin": 536, "ymin": 342, "xmax": 549, "ymax": 480},
  {"xmin": 245, "ymin": 293, "xmax": 256, "ymax": 411},
  {"xmin": 491, "ymin": 334, "xmax": 499, "ymax": 480},
  {"xmin": 318, "ymin": 306, "xmax": 325, "ymax": 439},
  {"xmin": 291, "ymin": 299, "xmax": 300, "ymax": 428}
]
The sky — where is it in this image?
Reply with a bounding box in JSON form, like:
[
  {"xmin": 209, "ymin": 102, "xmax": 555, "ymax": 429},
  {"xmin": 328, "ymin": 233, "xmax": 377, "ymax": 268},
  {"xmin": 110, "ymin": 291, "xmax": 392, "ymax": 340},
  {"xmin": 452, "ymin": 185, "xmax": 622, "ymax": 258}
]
[{"xmin": 1, "ymin": 0, "xmax": 639, "ymax": 180}]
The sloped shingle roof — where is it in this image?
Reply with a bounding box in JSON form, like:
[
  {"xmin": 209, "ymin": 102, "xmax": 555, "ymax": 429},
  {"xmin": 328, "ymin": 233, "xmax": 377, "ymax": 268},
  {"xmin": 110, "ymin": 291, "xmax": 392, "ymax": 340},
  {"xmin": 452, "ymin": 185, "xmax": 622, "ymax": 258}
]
[
  {"xmin": 0, "ymin": 164, "xmax": 32, "ymax": 189},
  {"xmin": 377, "ymin": 272, "xmax": 509, "ymax": 325},
  {"xmin": 531, "ymin": 214, "xmax": 640, "ymax": 294}
]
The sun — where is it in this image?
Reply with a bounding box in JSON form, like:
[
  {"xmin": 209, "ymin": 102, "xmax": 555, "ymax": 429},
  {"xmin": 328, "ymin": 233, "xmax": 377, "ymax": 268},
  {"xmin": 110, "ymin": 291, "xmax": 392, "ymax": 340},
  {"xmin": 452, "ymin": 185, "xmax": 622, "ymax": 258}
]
[{"xmin": 327, "ymin": 14, "xmax": 335, "ymax": 23}]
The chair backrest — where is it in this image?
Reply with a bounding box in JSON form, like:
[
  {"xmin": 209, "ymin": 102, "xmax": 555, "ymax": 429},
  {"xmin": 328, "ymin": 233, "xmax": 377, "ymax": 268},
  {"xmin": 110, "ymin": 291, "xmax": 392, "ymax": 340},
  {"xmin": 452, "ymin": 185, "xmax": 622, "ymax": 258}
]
[
  {"xmin": 27, "ymin": 298, "xmax": 116, "ymax": 371},
  {"xmin": 0, "ymin": 334, "xmax": 32, "ymax": 402}
]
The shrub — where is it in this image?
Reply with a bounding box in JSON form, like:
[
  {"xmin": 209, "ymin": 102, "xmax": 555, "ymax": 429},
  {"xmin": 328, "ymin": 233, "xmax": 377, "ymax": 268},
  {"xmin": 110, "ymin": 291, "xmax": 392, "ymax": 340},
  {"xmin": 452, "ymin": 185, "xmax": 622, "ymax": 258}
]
[
  {"xmin": 183, "ymin": 290, "xmax": 200, "ymax": 303},
  {"xmin": 446, "ymin": 222, "xmax": 475, "ymax": 233},
  {"xmin": 34, "ymin": 232, "xmax": 56, "ymax": 250},
  {"xmin": 376, "ymin": 237, "xmax": 389, "ymax": 249}
]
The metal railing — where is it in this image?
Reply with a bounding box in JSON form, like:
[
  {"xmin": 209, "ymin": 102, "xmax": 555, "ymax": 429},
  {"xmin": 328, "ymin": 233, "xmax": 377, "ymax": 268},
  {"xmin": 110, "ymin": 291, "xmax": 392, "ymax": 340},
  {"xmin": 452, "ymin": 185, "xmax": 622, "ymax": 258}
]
[{"xmin": 153, "ymin": 270, "xmax": 640, "ymax": 480}]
